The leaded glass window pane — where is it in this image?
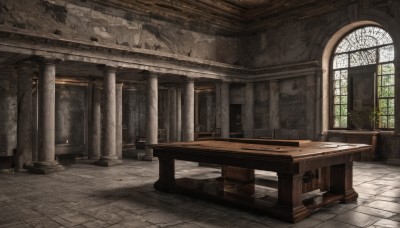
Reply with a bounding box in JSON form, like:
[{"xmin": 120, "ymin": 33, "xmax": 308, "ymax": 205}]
[
  {"xmin": 335, "ymin": 27, "xmax": 393, "ymax": 53},
  {"xmin": 381, "ymin": 63, "xmax": 395, "ymax": 75},
  {"xmin": 379, "ymin": 45, "xmax": 395, "ymax": 63},
  {"xmin": 333, "ymin": 54, "xmax": 348, "ymax": 69},
  {"xmin": 349, "ymin": 49, "xmax": 376, "ymax": 67}
]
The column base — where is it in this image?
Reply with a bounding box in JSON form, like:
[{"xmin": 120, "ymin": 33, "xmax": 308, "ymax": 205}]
[
  {"xmin": 27, "ymin": 161, "xmax": 65, "ymax": 174},
  {"xmin": 95, "ymin": 156, "xmax": 123, "ymax": 167}
]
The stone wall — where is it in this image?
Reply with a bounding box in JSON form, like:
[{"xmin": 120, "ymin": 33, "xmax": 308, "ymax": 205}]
[
  {"xmin": 254, "ymin": 81, "xmax": 269, "ymax": 129},
  {"xmin": 243, "ymin": 1, "xmax": 400, "ymax": 68},
  {"xmin": 55, "ymin": 84, "xmax": 87, "ymax": 146},
  {"xmin": 122, "ymin": 87, "xmax": 146, "ymax": 144},
  {"xmin": 0, "ymin": 0, "xmax": 242, "ymax": 65},
  {"xmin": 0, "ymin": 78, "xmax": 17, "ymax": 155}
]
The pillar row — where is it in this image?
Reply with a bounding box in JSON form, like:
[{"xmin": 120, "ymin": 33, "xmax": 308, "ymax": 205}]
[
  {"xmin": 220, "ymin": 81, "xmax": 230, "ymax": 138},
  {"xmin": 95, "ymin": 65, "xmax": 122, "ymax": 166},
  {"xmin": 169, "ymin": 87, "xmax": 177, "ymax": 142},
  {"xmin": 270, "ymin": 80, "xmax": 280, "ymax": 131},
  {"xmin": 28, "ymin": 58, "xmax": 64, "ymax": 174},
  {"xmin": 177, "ymin": 88, "xmax": 182, "ymax": 142},
  {"xmin": 144, "ymin": 72, "xmax": 158, "ymax": 161},
  {"xmin": 183, "ymin": 78, "xmax": 195, "ymax": 142}
]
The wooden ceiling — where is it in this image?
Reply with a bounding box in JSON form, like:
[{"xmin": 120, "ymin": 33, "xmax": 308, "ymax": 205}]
[{"xmin": 92, "ymin": 0, "xmax": 355, "ymax": 34}]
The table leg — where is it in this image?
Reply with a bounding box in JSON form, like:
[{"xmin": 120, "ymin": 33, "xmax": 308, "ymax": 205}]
[
  {"xmin": 276, "ymin": 173, "xmax": 309, "ymax": 223},
  {"xmin": 329, "ymin": 161, "xmax": 358, "ymax": 203},
  {"xmin": 154, "ymin": 157, "xmax": 175, "ymax": 192}
]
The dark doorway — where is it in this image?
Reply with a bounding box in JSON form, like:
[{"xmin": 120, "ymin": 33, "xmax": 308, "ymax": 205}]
[{"xmin": 229, "ymin": 104, "xmax": 242, "ymax": 132}]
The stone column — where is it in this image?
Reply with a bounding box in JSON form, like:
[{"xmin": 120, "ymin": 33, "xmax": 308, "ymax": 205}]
[
  {"xmin": 16, "ymin": 61, "xmax": 33, "ymax": 171},
  {"xmin": 194, "ymin": 91, "xmax": 200, "ymax": 131},
  {"xmin": 32, "ymin": 80, "xmax": 38, "ymax": 162},
  {"xmin": 243, "ymin": 82, "xmax": 254, "ymax": 138},
  {"xmin": 270, "ymin": 80, "xmax": 280, "ymax": 135},
  {"xmin": 215, "ymin": 82, "xmax": 221, "ymax": 130},
  {"xmin": 28, "ymin": 59, "xmax": 64, "ymax": 174},
  {"xmin": 96, "ymin": 66, "xmax": 122, "ymax": 166},
  {"xmin": 220, "ymin": 81, "xmax": 230, "ymax": 138},
  {"xmin": 206, "ymin": 93, "xmax": 214, "ymax": 132},
  {"xmin": 162, "ymin": 89, "xmax": 170, "ymax": 142},
  {"xmin": 176, "ymin": 88, "xmax": 182, "ymax": 141},
  {"xmin": 144, "ymin": 72, "xmax": 158, "ymax": 161},
  {"xmin": 116, "ymin": 83, "xmax": 123, "ymax": 159},
  {"xmin": 306, "ymin": 75, "xmax": 316, "ymax": 140},
  {"xmin": 169, "ymin": 87, "xmax": 177, "ymax": 142},
  {"xmin": 183, "ymin": 78, "xmax": 195, "ymax": 141},
  {"xmin": 89, "ymin": 82, "xmax": 101, "ymax": 160}
]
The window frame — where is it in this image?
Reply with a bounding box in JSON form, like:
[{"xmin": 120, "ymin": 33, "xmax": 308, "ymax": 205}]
[{"xmin": 330, "ymin": 26, "xmax": 395, "ymax": 130}]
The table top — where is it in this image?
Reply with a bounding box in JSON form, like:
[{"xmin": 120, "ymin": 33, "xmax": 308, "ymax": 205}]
[{"xmin": 152, "ymin": 139, "xmax": 371, "ymax": 162}]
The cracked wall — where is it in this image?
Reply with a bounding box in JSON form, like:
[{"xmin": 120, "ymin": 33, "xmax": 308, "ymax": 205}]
[{"xmin": 0, "ymin": 0, "xmax": 242, "ymax": 65}]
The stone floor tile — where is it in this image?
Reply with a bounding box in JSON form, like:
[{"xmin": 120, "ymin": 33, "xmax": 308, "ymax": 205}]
[
  {"xmin": 333, "ymin": 211, "xmax": 381, "ymax": 227},
  {"xmin": 26, "ymin": 217, "xmax": 65, "ymax": 228},
  {"xmin": 368, "ymin": 219, "xmax": 400, "ymax": 228},
  {"xmin": 193, "ymin": 215, "xmax": 271, "ymax": 228},
  {"xmin": 107, "ymin": 219, "xmax": 157, "ymax": 228},
  {"xmin": 388, "ymin": 214, "xmax": 400, "ymax": 222},
  {"xmin": 0, "ymin": 222, "xmax": 32, "ymax": 228},
  {"xmin": 0, "ymin": 211, "xmax": 25, "ymax": 227},
  {"xmin": 58, "ymin": 212, "xmax": 94, "ymax": 224},
  {"xmin": 325, "ymin": 203, "xmax": 359, "ymax": 215},
  {"xmin": 379, "ymin": 188, "xmax": 400, "ymax": 198},
  {"xmin": 352, "ymin": 205, "xmax": 397, "ymax": 218},
  {"xmin": 372, "ymin": 195, "xmax": 400, "ymax": 203},
  {"xmin": 366, "ymin": 201, "xmax": 400, "ymax": 213},
  {"xmin": 80, "ymin": 219, "xmax": 108, "ymax": 228},
  {"xmin": 314, "ymin": 220, "xmax": 359, "ymax": 228},
  {"xmin": 310, "ymin": 210, "xmax": 337, "ymax": 221}
]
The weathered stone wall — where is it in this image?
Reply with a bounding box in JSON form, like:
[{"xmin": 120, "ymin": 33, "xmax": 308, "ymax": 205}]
[
  {"xmin": 254, "ymin": 81, "xmax": 269, "ymax": 129},
  {"xmin": 198, "ymin": 92, "xmax": 215, "ymax": 132},
  {"xmin": 244, "ymin": 1, "xmax": 400, "ymax": 68},
  {"xmin": 55, "ymin": 84, "xmax": 87, "ymax": 146},
  {"xmin": 0, "ymin": 77, "xmax": 17, "ymax": 156},
  {"xmin": 0, "ymin": 0, "xmax": 242, "ymax": 65},
  {"xmin": 122, "ymin": 87, "xmax": 146, "ymax": 144}
]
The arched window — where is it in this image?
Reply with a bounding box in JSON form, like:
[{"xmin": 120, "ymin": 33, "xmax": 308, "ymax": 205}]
[{"xmin": 331, "ymin": 26, "xmax": 395, "ymax": 129}]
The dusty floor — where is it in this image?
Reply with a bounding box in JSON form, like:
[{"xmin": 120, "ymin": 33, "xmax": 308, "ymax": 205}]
[{"xmin": 0, "ymin": 156, "xmax": 400, "ymax": 228}]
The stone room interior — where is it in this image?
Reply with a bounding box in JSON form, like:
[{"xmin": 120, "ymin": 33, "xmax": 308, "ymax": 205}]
[{"xmin": 0, "ymin": 0, "xmax": 400, "ymax": 227}]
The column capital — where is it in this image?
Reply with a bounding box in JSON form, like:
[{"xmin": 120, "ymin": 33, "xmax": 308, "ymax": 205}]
[
  {"xmin": 185, "ymin": 77, "xmax": 195, "ymax": 83},
  {"xmin": 142, "ymin": 70, "xmax": 159, "ymax": 78},
  {"xmin": 97, "ymin": 64, "xmax": 118, "ymax": 73},
  {"xmin": 34, "ymin": 57, "xmax": 61, "ymax": 65}
]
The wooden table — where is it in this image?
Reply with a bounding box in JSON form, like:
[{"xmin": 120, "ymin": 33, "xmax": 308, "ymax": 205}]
[{"xmin": 152, "ymin": 139, "xmax": 371, "ymax": 223}]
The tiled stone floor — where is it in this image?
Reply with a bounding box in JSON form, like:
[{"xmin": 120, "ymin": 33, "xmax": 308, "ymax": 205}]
[{"xmin": 0, "ymin": 158, "xmax": 399, "ymax": 228}]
